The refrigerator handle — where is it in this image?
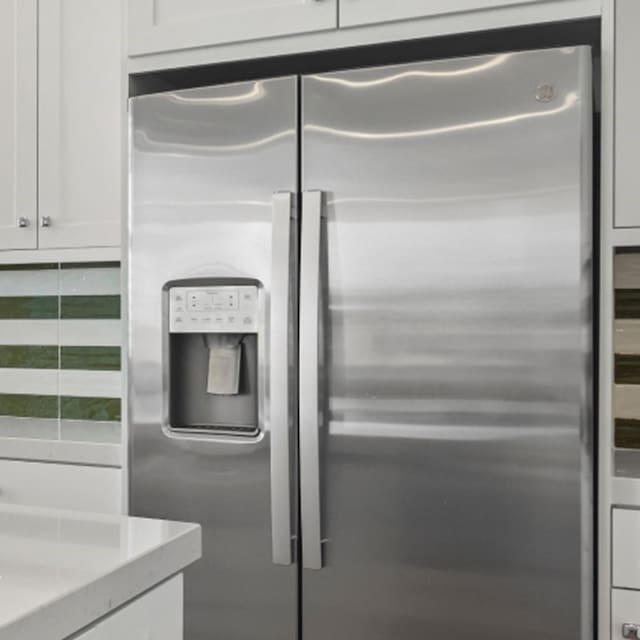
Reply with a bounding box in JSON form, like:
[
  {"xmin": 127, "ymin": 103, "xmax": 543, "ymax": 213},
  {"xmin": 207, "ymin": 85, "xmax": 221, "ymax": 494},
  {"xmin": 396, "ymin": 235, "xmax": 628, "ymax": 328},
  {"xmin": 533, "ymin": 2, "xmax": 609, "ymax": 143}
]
[
  {"xmin": 270, "ymin": 191, "xmax": 295, "ymax": 566},
  {"xmin": 299, "ymin": 190, "xmax": 324, "ymax": 570}
]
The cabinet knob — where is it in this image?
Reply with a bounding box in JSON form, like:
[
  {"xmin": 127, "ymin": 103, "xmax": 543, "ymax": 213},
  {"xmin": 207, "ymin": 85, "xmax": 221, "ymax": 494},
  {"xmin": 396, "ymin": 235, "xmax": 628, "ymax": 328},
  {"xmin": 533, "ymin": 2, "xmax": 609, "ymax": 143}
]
[
  {"xmin": 623, "ymin": 624, "xmax": 640, "ymax": 639},
  {"xmin": 40, "ymin": 216, "xmax": 52, "ymax": 228},
  {"xmin": 16, "ymin": 217, "xmax": 30, "ymax": 228}
]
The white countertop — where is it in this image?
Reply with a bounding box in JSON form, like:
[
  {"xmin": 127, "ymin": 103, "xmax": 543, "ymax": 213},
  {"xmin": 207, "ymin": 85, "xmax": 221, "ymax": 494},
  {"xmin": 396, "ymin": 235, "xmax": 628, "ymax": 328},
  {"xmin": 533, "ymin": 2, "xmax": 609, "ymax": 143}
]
[{"xmin": 0, "ymin": 504, "xmax": 201, "ymax": 640}]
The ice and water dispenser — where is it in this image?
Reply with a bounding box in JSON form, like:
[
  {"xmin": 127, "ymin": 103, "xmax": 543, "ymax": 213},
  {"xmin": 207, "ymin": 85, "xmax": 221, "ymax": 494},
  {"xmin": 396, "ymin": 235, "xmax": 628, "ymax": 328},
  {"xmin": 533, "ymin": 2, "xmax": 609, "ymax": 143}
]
[{"xmin": 167, "ymin": 281, "xmax": 261, "ymax": 437}]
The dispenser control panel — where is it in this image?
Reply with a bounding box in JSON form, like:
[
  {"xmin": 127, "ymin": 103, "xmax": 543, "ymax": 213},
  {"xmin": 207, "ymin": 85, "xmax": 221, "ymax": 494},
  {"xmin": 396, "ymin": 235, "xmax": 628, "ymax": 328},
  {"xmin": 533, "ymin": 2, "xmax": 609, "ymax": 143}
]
[{"xmin": 169, "ymin": 285, "xmax": 259, "ymax": 333}]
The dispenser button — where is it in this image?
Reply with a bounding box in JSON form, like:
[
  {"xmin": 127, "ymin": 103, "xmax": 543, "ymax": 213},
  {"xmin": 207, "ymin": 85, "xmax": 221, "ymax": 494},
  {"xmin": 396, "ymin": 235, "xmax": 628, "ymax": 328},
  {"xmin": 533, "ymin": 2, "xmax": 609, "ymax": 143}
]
[
  {"xmin": 242, "ymin": 316, "xmax": 253, "ymax": 326},
  {"xmin": 227, "ymin": 315, "xmax": 237, "ymax": 326}
]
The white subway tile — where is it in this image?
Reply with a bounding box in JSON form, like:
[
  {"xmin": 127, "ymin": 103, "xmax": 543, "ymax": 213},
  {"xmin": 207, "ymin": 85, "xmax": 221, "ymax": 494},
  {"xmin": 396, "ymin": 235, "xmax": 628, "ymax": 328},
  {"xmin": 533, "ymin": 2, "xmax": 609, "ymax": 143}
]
[
  {"xmin": 59, "ymin": 370, "xmax": 121, "ymax": 398},
  {"xmin": 60, "ymin": 320, "xmax": 122, "ymax": 347},
  {"xmin": 60, "ymin": 267, "xmax": 120, "ymax": 296},
  {"xmin": 0, "ymin": 320, "xmax": 58, "ymax": 345}
]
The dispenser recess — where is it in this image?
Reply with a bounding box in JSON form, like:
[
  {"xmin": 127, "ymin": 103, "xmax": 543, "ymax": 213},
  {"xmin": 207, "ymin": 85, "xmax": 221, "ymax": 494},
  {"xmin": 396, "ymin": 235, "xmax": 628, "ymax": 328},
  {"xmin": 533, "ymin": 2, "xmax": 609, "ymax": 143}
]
[{"xmin": 168, "ymin": 283, "xmax": 260, "ymax": 437}]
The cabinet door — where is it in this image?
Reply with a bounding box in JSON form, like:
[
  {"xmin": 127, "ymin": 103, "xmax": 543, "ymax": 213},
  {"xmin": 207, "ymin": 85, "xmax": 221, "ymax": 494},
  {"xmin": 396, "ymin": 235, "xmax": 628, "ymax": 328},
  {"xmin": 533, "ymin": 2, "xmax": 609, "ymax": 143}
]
[
  {"xmin": 0, "ymin": 0, "xmax": 37, "ymax": 250},
  {"xmin": 75, "ymin": 575, "xmax": 182, "ymax": 640},
  {"xmin": 340, "ymin": 0, "xmax": 550, "ymax": 28},
  {"xmin": 38, "ymin": 0, "xmax": 123, "ymax": 249},
  {"xmin": 128, "ymin": 0, "xmax": 337, "ymax": 56},
  {"xmin": 615, "ymin": 0, "xmax": 640, "ymax": 227},
  {"xmin": 613, "ymin": 589, "xmax": 640, "ymax": 640}
]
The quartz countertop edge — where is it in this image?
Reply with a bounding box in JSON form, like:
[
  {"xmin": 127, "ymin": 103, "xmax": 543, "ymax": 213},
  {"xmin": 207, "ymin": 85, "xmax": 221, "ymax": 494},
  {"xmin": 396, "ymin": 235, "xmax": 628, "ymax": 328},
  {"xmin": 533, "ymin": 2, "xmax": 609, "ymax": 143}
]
[{"xmin": 0, "ymin": 505, "xmax": 202, "ymax": 640}]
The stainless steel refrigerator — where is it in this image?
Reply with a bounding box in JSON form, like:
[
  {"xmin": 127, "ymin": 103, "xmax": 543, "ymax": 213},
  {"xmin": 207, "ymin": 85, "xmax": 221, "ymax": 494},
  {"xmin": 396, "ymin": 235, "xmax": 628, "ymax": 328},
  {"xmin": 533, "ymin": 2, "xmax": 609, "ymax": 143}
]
[{"xmin": 129, "ymin": 46, "xmax": 593, "ymax": 640}]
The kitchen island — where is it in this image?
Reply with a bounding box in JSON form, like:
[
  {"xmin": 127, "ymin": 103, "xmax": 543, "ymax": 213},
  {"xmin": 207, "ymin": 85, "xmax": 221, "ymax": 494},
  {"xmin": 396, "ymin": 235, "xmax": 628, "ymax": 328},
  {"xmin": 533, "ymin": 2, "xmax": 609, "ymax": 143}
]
[{"xmin": 0, "ymin": 504, "xmax": 201, "ymax": 639}]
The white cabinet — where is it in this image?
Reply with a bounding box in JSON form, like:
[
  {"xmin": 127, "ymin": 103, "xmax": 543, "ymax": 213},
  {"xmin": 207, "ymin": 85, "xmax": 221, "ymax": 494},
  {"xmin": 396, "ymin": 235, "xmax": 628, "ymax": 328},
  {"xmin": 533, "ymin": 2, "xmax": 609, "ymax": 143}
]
[
  {"xmin": 0, "ymin": 0, "xmax": 37, "ymax": 250},
  {"xmin": 613, "ymin": 589, "xmax": 640, "ymax": 640},
  {"xmin": 128, "ymin": 0, "xmax": 337, "ymax": 56},
  {"xmin": 613, "ymin": 508, "xmax": 640, "ymax": 589},
  {"xmin": 339, "ymin": 0, "xmax": 551, "ymax": 28},
  {"xmin": 74, "ymin": 575, "xmax": 183, "ymax": 640},
  {"xmin": 615, "ymin": 0, "xmax": 640, "ymax": 227},
  {"xmin": 38, "ymin": 0, "xmax": 123, "ymax": 249},
  {"xmin": 0, "ymin": 459, "xmax": 121, "ymax": 514}
]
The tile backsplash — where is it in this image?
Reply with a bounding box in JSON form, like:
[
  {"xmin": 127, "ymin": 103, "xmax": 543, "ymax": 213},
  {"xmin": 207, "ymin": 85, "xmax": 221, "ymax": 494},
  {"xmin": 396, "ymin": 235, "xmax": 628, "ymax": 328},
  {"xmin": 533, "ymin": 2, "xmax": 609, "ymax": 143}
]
[{"xmin": 0, "ymin": 262, "xmax": 121, "ymax": 444}]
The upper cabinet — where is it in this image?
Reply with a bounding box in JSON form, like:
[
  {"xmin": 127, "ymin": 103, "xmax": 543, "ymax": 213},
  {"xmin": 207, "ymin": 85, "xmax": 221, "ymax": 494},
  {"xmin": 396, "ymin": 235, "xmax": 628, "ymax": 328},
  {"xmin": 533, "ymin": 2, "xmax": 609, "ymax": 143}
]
[
  {"xmin": 128, "ymin": 0, "xmax": 337, "ymax": 56},
  {"xmin": 339, "ymin": 0, "xmax": 550, "ymax": 28},
  {"xmin": 615, "ymin": 0, "xmax": 640, "ymax": 228},
  {"xmin": 38, "ymin": 0, "xmax": 123, "ymax": 249},
  {"xmin": 0, "ymin": 0, "xmax": 37, "ymax": 250}
]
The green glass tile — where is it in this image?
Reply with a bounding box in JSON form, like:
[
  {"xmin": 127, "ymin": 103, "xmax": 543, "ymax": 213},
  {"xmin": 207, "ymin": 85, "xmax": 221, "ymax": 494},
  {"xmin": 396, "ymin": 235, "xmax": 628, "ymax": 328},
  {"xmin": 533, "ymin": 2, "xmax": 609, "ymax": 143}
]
[
  {"xmin": 0, "ymin": 296, "xmax": 58, "ymax": 319},
  {"xmin": 61, "ymin": 396, "xmax": 121, "ymax": 422},
  {"xmin": 0, "ymin": 263, "xmax": 57, "ymax": 271},
  {"xmin": 615, "ymin": 418, "xmax": 640, "ymax": 449},
  {"xmin": 616, "ymin": 289, "xmax": 640, "ymax": 319},
  {"xmin": 615, "ymin": 354, "xmax": 640, "ymax": 384},
  {"xmin": 61, "ymin": 346, "xmax": 121, "ymax": 371},
  {"xmin": 0, "ymin": 345, "xmax": 58, "ymax": 369},
  {"xmin": 0, "ymin": 393, "xmax": 58, "ymax": 418},
  {"xmin": 60, "ymin": 295, "xmax": 120, "ymax": 319},
  {"xmin": 61, "ymin": 262, "xmax": 120, "ymax": 270}
]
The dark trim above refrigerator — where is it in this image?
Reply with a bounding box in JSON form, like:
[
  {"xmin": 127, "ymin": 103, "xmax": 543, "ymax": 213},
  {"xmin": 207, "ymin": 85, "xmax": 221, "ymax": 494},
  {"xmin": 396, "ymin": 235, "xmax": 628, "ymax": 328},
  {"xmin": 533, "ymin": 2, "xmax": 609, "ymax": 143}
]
[{"xmin": 129, "ymin": 17, "xmax": 600, "ymax": 98}]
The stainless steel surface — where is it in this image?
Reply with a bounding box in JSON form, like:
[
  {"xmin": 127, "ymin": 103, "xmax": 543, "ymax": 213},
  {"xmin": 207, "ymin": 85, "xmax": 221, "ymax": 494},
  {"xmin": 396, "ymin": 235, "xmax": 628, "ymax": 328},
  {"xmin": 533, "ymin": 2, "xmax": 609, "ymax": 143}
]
[
  {"xmin": 129, "ymin": 77, "xmax": 298, "ymax": 640},
  {"xmin": 270, "ymin": 191, "xmax": 295, "ymax": 566},
  {"xmin": 16, "ymin": 217, "xmax": 29, "ymax": 228},
  {"xmin": 623, "ymin": 623, "xmax": 640, "ymax": 639},
  {"xmin": 301, "ymin": 47, "xmax": 592, "ymax": 640},
  {"xmin": 299, "ymin": 189, "xmax": 324, "ymax": 570},
  {"xmin": 40, "ymin": 216, "xmax": 51, "ymax": 227}
]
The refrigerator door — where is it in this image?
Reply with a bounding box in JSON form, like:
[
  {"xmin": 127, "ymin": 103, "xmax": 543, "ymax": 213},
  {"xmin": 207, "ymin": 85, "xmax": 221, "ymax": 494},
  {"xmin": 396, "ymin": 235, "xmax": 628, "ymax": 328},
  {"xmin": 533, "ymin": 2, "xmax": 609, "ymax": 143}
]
[
  {"xmin": 129, "ymin": 77, "xmax": 298, "ymax": 640},
  {"xmin": 301, "ymin": 48, "xmax": 592, "ymax": 639}
]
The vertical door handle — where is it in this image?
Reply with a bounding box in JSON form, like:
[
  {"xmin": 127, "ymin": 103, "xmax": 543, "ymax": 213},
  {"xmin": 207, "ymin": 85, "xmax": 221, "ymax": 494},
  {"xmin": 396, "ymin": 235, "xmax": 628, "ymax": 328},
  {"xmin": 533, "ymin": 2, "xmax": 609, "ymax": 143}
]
[
  {"xmin": 270, "ymin": 191, "xmax": 296, "ymax": 566},
  {"xmin": 299, "ymin": 190, "xmax": 324, "ymax": 570}
]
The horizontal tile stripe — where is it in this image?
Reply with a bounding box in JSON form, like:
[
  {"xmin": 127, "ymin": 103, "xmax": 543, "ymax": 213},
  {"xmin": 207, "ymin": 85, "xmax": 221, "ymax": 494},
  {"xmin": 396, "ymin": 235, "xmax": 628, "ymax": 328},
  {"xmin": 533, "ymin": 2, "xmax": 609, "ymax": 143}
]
[
  {"xmin": 59, "ymin": 370, "xmax": 121, "ymax": 398},
  {"xmin": 61, "ymin": 262, "xmax": 119, "ymax": 270},
  {"xmin": 615, "ymin": 319, "xmax": 640, "ymax": 355},
  {"xmin": 60, "ymin": 266, "xmax": 120, "ymax": 296},
  {"xmin": 0, "ymin": 269, "xmax": 58, "ymax": 296},
  {"xmin": 0, "ymin": 296, "xmax": 58, "ymax": 319},
  {"xmin": 0, "ymin": 264, "xmax": 57, "ymax": 271},
  {"xmin": 61, "ymin": 396, "xmax": 120, "ymax": 422},
  {"xmin": 0, "ymin": 394, "xmax": 58, "ymax": 419},
  {"xmin": 61, "ymin": 346, "xmax": 120, "ymax": 371},
  {"xmin": 616, "ymin": 418, "xmax": 640, "ymax": 449},
  {"xmin": 0, "ymin": 416, "xmax": 58, "ymax": 440},
  {"xmin": 615, "ymin": 252, "xmax": 640, "ymax": 289},
  {"xmin": 60, "ymin": 295, "xmax": 120, "ymax": 319},
  {"xmin": 60, "ymin": 419, "xmax": 120, "ymax": 444},
  {"xmin": 0, "ymin": 346, "xmax": 58, "ymax": 369},
  {"xmin": 616, "ymin": 354, "xmax": 640, "ymax": 384},
  {"xmin": 60, "ymin": 320, "xmax": 121, "ymax": 347},
  {"xmin": 614, "ymin": 385, "xmax": 640, "ymax": 420},
  {"xmin": 0, "ymin": 368, "xmax": 58, "ymax": 395},
  {"xmin": 0, "ymin": 320, "xmax": 58, "ymax": 346}
]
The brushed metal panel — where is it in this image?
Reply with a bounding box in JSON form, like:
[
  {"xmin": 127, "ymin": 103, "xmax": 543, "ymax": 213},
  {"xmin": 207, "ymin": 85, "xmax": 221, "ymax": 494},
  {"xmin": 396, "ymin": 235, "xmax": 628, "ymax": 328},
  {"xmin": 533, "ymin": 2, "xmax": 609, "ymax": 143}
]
[
  {"xmin": 301, "ymin": 48, "xmax": 592, "ymax": 640},
  {"xmin": 129, "ymin": 77, "xmax": 297, "ymax": 640}
]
